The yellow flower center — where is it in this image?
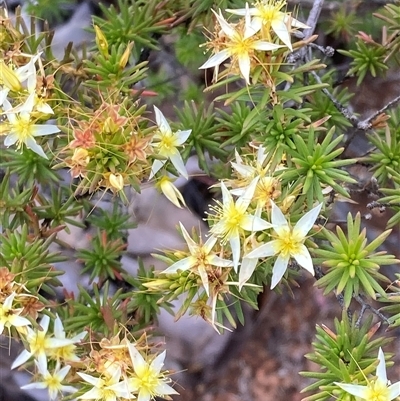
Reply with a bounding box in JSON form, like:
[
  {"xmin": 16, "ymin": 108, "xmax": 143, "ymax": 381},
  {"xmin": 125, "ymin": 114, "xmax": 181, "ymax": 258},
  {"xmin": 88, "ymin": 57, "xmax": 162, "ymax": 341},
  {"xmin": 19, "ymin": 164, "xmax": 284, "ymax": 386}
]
[
  {"xmin": 13, "ymin": 117, "xmax": 33, "ymax": 144},
  {"xmin": 101, "ymin": 388, "xmax": 118, "ymax": 400},
  {"xmin": 30, "ymin": 331, "xmax": 47, "ymax": 354},
  {"xmin": 221, "ymin": 203, "xmax": 245, "ymax": 239},
  {"xmin": 228, "ymin": 35, "xmax": 255, "ymax": 58},
  {"xmin": 133, "ymin": 366, "xmax": 160, "ymax": 397},
  {"xmin": 194, "ymin": 248, "xmax": 209, "ymax": 267},
  {"xmin": 44, "ymin": 375, "xmax": 61, "ymax": 391},
  {"xmin": 364, "ymin": 380, "xmax": 390, "ymax": 401},
  {"xmin": 256, "ymin": 0, "xmax": 286, "ymax": 21},
  {"xmin": 158, "ymin": 133, "xmax": 178, "ymax": 155},
  {"xmin": 274, "ymin": 226, "xmax": 303, "ymax": 258}
]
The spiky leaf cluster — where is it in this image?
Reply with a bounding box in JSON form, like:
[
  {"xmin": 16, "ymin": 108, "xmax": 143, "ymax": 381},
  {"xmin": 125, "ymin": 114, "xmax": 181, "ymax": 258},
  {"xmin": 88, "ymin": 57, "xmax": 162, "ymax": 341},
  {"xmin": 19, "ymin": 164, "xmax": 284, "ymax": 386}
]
[
  {"xmin": 315, "ymin": 213, "xmax": 399, "ymax": 308},
  {"xmin": 338, "ymin": 40, "xmax": 388, "ymax": 85},
  {"xmin": 278, "ymin": 128, "xmax": 356, "ymax": 207},
  {"xmin": 300, "ymin": 312, "xmax": 392, "ymax": 401}
]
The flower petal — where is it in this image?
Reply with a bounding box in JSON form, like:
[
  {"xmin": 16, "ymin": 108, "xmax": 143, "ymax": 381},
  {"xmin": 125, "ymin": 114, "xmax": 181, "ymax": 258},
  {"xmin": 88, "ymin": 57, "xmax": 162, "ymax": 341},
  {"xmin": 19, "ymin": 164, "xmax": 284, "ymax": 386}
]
[
  {"xmin": 179, "ymin": 223, "xmax": 198, "ymax": 254},
  {"xmin": 154, "ymin": 106, "xmax": 171, "ymax": 134},
  {"xmin": 207, "ymin": 254, "xmax": 233, "ymax": 268},
  {"xmin": 21, "ymin": 382, "xmax": 48, "ymax": 390},
  {"xmin": 31, "ymin": 124, "xmax": 60, "ymax": 136},
  {"xmin": 203, "ymin": 235, "xmax": 218, "ymax": 254},
  {"xmin": 284, "ymin": 15, "xmax": 310, "ymax": 29},
  {"xmin": 138, "ymin": 388, "xmax": 151, "ymax": 401},
  {"xmin": 293, "ymin": 203, "xmax": 322, "ymax": 238},
  {"xmin": 175, "ymin": 129, "xmax": 191, "ymax": 145},
  {"xmin": 225, "ymin": 7, "xmax": 258, "ymax": 16},
  {"xmin": 149, "ymin": 159, "xmax": 165, "ymax": 180},
  {"xmin": 334, "ymin": 382, "xmax": 368, "ymax": 398},
  {"xmin": 221, "ymin": 181, "xmax": 233, "ymax": 206},
  {"xmin": 163, "ymin": 256, "xmax": 194, "ymax": 274},
  {"xmin": 212, "ymin": 9, "xmax": 236, "ymax": 38},
  {"xmin": 53, "ymin": 315, "xmax": 65, "ymax": 339},
  {"xmin": 8, "ymin": 314, "xmax": 31, "ymax": 328},
  {"xmin": 198, "ymin": 265, "xmax": 210, "ymax": 296},
  {"xmin": 4, "ymin": 134, "xmax": 18, "ymax": 147},
  {"xmin": 150, "ymin": 350, "xmax": 166, "ymax": 374},
  {"xmin": 250, "ymin": 17, "xmax": 263, "ymax": 34},
  {"xmin": 270, "ymin": 200, "xmax": 288, "ymax": 227},
  {"xmin": 246, "ymin": 240, "xmax": 279, "ymax": 259},
  {"xmin": 155, "ymin": 382, "xmax": 179, "ymax": 395},
  {"xmin": 240, "ymin": 214, "xmax": 273, "ymax": 232},
  {"xmin": 236, "ymin": 177, "xmax": 259, "ymax": 210},
  {"xmin": 76, "ymin": 372, "xmax": 101, "ymax": 387},
  {"xmin": 25, "ymin": 137, "xmax": 48, "ymax": 159},
  {"xmin": 169, "ymin": 151, "xmax": 188, "ymax": 179},
  {"xmin": 11, "ymin": 349, "xmax": 32, "ymax": 369},
  {"xmin": 271, "ymin": 19, "xmax": 292, "ymax": 50},
  {"xmin": 230, "ymin": 233, "xmax": 241, "ymax": 272},
  {"xmin": 376, "ymin": 347, "xmax": 388, "ymax": 383},
  {"xmin": 238, "ymin": 53, "xmax": 251, "ymax": 84},
  {"xmin": 239, "ymin": 257, "xmax": 258, "ymax": 290},
  {"xmin": 270, "ymin": 254, "xmax": 289, "ymax": 289},
  {"xmin": 293, "ymin": 244, "xmax": 314, "ymax": 274},
  {"xmin": 128, "ymin": 343, "xmax": 146, "ymax": 376},
  {"xmin": 253, "ymin": 40, "xmax": 284, "ymax": 51},
  {"xmin": 389, "ymin": 382, "xmax": 400, "ymax": 400},
  {"xmin": 0, "ymin": 88, "xmax": 9, "ymax": 105},
  {"xmin": 199, "ymin": 49, "xmax": 231, "ymax": 70}
]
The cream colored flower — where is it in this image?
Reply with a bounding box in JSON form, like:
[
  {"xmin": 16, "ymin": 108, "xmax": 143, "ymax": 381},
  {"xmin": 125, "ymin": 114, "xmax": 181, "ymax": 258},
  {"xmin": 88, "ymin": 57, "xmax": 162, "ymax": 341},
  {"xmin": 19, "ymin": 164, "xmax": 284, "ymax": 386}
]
[
  {"xmin": 21, "ymin": 360, "xmax": 76, "ymax": 401},
  {"xmin": 210, "ymin": 177, "xmax": 273, "ymax": 271},
  {"xmin": 150, "ymin": 106, "xmax": 191, "ymax": 179},
  {"xmin": 77, "ymin": 366, "xmax": 133, "ymax": 401},
  {"xmin": 163, "ymin": 222, "xmax": 233, "ymax": 295},
  {"xmin": 0, "ymin": 292, "xmax": 31, "ymax": 335},
  {"xmin": 12, "ymin": 314, "xmax": 75, "ymax": 371},
  {"xmin": 127, "ymin": 343, "xmax": 178, "ymax": 401},
  {"xmin": 2, "ymin": 93, "xmax": 59, "ymax": 159},
  {"xmin": 157, "ymin": 176, "xmax": 186, "ymax": 208},
  {"xmin": 227, "ymin": 0, "xmax": 309, "ymax": 51},
  {"xmin": 199, "ymin": 7, "xmax": 283, "ymax": 83},
  {"xmin": 246, "ymin": 200, "xmax": 322, "ymax": 288}
]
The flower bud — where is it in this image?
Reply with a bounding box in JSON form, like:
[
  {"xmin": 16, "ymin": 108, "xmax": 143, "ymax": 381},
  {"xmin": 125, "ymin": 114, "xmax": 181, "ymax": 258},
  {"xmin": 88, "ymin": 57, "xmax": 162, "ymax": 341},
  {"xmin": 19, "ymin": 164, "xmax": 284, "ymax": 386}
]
[
  {"xmin": 0, "ymin": 60, "xmax": 22, "ymax": 92},
  {"xmin": 119, "ymin": 42, "xmax": 133, "ymax": 69},
  {"xmin": 157, "ymin": 176, "xmax": 186, "ymax": 209},
  {"xmin": 109, "ymin": 173, "xmax": 124, "ymax": 192},
  {"xmin": 94, "ymin": 25, "xmax": 109, "ymax": 57}
]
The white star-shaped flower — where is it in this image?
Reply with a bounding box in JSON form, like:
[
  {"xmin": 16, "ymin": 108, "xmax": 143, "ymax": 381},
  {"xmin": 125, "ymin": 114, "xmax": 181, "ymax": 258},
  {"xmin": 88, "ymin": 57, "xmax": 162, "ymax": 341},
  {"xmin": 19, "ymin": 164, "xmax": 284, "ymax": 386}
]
[
  {"xmin": 127, "ymin": 343, "xmax": 178, "ymax": 401},
  {"xmin": 227, "ymin": 0, "xmax": 309, "ymax": 51},
  {"xmin": 335, "ymin": 348, "xmax": 400, "ymax": 401},
  {"xmin": 163, "ymin": 222, "xmax": 233, "ymax": 296},
  {"xmin": 210, "ymin": 177, "xmax": 274, "ymax": 271},
  {"xmin": 77, "ymin": 366, "xmax": 133, "ymax": 401},
  {"xmin": 0, "ymin": 292, "xmax": 31, "ymax": 335},
  {"xmin": 2, "ymin": 93, "xmax": 59, "ymax": 159},
  {"xmin": 12, "ymin": 314, "xmax": 75, "ymax": 371},
  {"xmin": 150, "ymin": 106, "xmax": 191, "ymax": 179},
  {"xmin": 199, "ymin": 6, "xmax": 283, "ymax": 83},
  {"xmin": 246, "ymin": 200, "xmax": 322, "ymax": 288},
  {"xmin": 21, "ymin": 360, "xmax": 76, "ymax": 401}
]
